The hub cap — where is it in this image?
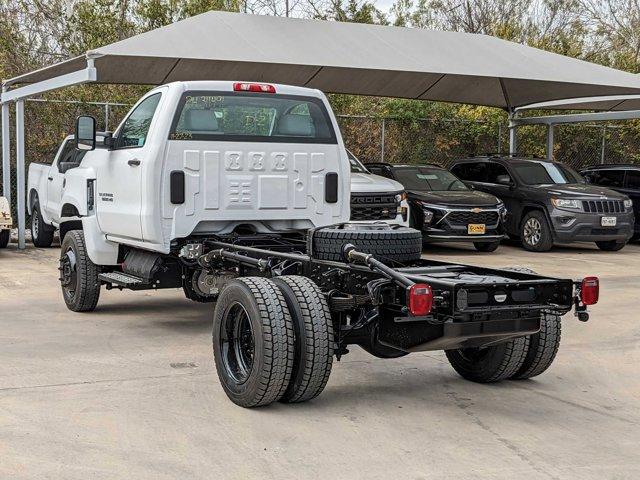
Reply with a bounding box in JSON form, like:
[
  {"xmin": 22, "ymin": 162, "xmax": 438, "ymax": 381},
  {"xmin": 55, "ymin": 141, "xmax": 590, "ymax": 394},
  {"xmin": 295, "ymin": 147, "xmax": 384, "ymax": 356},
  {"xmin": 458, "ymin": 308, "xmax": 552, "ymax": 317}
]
[
  {"xmin": 523, "ymin": 218, "xmax": 542, "ymax": 246},
  {"xmin": 220, "ymin": 302, "xmax": 255, "ymax": 384}
]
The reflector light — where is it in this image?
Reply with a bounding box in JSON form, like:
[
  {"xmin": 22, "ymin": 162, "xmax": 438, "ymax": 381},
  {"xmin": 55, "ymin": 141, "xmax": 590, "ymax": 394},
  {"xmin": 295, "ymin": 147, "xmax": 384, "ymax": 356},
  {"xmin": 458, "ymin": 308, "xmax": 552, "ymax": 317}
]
[
  {"xmin": 580, "ymin": 276, "xmax": 599, "ymax": 305},
  {"xmin": 233, "ymin": 82, "xmax": 276, "ymax": 93},
  {"xmin": 408, "ymin": 283, "xmax": 433, "ymax": 316}
]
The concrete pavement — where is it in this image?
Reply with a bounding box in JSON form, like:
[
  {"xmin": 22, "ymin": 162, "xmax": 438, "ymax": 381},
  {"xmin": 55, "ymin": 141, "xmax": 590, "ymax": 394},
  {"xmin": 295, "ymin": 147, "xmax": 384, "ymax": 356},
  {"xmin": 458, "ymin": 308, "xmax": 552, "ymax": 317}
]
[{"xmin": 1, "ymin": 242, "xmax": 639, "ymax": 479}]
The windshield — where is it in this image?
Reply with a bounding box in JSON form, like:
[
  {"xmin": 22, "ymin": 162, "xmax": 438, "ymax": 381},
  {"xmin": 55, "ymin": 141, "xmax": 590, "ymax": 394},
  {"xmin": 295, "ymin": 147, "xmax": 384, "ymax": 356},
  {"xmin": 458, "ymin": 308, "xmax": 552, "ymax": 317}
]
[
  {"xmin": 347, "ymin": 150, "xmax": 369, "ymax": 173},
  {"xmin": 170, "ymin": 92, "xmax": 336, "ymax": 144},
  {"xmin": 513, "ymin": 161, "xmax": 584, "ymax": 185},
  {"xmin": 393, "ymin": 167, "xmax": 468, "ymax": 191}
]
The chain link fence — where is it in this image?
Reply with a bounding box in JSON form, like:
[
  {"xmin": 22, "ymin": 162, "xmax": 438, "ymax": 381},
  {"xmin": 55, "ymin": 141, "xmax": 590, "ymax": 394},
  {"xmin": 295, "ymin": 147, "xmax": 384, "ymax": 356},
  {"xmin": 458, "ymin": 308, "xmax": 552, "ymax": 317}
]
[{"xmin": 2, "ymin": 100, "xmax": 640, "ymax": 222}]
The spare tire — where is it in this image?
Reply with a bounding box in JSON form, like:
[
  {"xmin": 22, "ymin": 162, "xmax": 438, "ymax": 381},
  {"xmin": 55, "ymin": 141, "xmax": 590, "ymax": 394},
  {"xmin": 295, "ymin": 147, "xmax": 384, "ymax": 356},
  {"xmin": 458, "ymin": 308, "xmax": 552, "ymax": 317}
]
[{"xmin": 311, "ymin": 223, "xmax": 422, "ymax": 264}]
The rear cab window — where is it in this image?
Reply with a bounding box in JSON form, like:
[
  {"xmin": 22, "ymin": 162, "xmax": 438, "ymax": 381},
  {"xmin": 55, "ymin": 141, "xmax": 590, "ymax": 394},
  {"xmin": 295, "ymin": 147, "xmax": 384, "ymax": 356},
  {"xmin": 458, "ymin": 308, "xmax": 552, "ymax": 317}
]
[
  {"xmin": 169, "ymin": 92, "xmax": 337, "ymax": 144},
  {"xmin": 585, "ymin": 169, "xmax": 625, "ymax": 188}
]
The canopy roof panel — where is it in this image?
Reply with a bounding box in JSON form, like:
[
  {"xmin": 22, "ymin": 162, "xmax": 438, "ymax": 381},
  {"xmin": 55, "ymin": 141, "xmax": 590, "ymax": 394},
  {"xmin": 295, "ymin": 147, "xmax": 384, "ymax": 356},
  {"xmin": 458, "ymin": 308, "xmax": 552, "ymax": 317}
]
[{"xmin": 7, "ymin": 11, "xmax": 640, "ymax": 109}]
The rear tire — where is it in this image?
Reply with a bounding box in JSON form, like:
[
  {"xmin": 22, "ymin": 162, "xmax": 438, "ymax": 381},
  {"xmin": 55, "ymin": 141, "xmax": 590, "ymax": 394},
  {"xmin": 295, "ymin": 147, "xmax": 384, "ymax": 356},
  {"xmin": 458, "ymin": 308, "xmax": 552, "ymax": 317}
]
[
  {"xmin": 473, "ymin": 241, "xmax": 500, "ymax": 252},
  {"xmin": 511, "ymin": 313, "xmax": 561, "ymax": 380},
  {"xmin": 59, "ymin": 230, "xmax": 100, "ymax": 312},
  {"xmin": 273, "ymin": 276, "xmax": 334, "ymax": 403},
  {"xmin": 212, "ymin": 277, "xmax": 295, "ymax": 408},
  {"xmin": 31, "ymin": 201, "xmax": 54, "ymax": 248},
  {"xmin": 0, "ymin": 229, "xmax": 9, "ymax": 248},
  {"xmin": 595, "ymin": 240, "xmax": 626, "ymax": 251},
  {"xmin": 446, "ymin": 336, "xmax": 529, "ymax": 383},
  {"xmin": 520, "ymin": 211, "xmax": 553, "ymax": 252}
]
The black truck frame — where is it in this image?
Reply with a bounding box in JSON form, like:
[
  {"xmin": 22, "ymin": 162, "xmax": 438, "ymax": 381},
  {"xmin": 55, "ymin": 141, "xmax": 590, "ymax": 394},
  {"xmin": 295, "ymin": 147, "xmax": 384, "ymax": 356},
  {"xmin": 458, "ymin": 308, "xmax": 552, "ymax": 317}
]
[{"xmin": 86, "ymin": 227, "xmax": 596, "ymax": 408}]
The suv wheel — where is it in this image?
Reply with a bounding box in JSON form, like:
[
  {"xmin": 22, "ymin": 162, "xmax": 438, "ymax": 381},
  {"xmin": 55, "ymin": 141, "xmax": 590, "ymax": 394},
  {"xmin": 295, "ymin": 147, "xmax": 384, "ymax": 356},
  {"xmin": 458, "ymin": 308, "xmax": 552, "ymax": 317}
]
[
  {"xmin": 521, "ymin": 211, "xmax": 553, "ymax": 252},
  {"xmin": 595, "ymin": 240, "xmax": 626, "ymax": 252}
]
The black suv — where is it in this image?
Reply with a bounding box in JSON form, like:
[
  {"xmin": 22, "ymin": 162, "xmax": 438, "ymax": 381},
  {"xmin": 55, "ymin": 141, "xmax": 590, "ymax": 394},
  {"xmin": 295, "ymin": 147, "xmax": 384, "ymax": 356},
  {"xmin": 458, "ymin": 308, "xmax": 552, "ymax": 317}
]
[
  {"xmin": 450, "ymin": 156, "xmax": 634, "ymax": 252},
  {"xmin": 366, "ymin": 163, "xmax": 506, "ymax": 251},
  {"xmin": 580, "ymin": 164, "xmax": 640, "ymax": 239}
]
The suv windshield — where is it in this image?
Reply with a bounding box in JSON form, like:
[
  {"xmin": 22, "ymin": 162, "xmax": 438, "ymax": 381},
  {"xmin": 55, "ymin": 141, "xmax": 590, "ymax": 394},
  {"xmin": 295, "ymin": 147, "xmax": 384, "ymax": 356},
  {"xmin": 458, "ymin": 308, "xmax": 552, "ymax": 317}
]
[
  {"xmin": 513, "ymin": 161, "xmax": 583, "ymax": 185},
  {"xmin": 170, "ymin": 92, "xmax": 336, "ymax": 144},
  {"xmin": 347, "ymin": 150, "xmax": 369, "ymax": 173},
  {"xmin": 394, "ymin": 167, "xmax": 468, "ymax": 191}
]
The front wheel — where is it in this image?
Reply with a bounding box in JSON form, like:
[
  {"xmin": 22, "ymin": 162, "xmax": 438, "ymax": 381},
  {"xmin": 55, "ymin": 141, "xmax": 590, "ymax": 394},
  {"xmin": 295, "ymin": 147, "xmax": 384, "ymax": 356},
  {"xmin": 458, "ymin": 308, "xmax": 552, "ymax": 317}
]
[
  {"xmin": 520, "ymin": 211, "xmax": 553, "ymax": 252},
  {"xmin": 595, "ymin": 240, "xmax": 626, "ymax": 251},
  {"xmin": 446, "ymin": 336, "xmax": 529, "ymax": 383},
  {"xmin": 473, "ymin": 241, "xmax": 500, "ymax": 252},
  {"xmin": 59, "ymin": 230, "xmax": 100, "ymax": 312},
  {"xmin": 0, "ymin": 229, "xmax": 9, "ymax": 248},
  {"xmin": 31, "ymin": 201, "xmax": 54, "ymax": 248}
]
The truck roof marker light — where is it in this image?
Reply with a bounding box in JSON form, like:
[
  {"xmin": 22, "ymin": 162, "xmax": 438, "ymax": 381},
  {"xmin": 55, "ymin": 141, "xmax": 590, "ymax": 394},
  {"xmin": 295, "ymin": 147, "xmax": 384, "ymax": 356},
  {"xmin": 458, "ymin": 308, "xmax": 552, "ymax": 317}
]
[
  {"xmin": 233, "ymin": 83, "xmax": 276, "ymax": 93},
  {"xmin": 408, "ymin": 283, "xmax": 433, "ymax": 316},
  {"xmin": 581, "ymin": 276, "xmax": 599, "ymax": 306}
]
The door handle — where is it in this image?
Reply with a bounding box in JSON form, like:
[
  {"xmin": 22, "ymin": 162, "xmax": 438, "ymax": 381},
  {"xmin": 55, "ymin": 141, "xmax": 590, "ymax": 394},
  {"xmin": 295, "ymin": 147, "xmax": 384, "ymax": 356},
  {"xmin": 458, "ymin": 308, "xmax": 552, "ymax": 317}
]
[
  {"xmin": 47, "ymin": 176, "xmax": 53, "ymax": 181},
  {"xmin": 128, "ymin": 159, "xmax": 141, "ymax": 166}
]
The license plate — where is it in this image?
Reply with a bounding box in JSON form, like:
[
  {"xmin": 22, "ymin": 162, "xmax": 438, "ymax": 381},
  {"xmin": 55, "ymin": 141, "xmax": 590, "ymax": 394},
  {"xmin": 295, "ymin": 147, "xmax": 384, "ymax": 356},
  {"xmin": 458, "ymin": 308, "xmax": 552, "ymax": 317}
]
[
  {"xmin": 601, "ymin": 217, "xmax": 617, "ymax": 227},
  {"xmin": 468, "ymin": 224, "xmax": 486, "ymax": 235}
]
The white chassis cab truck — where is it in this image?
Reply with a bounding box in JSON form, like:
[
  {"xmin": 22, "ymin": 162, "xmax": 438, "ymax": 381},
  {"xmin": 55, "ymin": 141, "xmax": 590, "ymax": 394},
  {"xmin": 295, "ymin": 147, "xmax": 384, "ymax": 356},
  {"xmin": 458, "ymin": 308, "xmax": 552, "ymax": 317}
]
[
  {"xmin": 37, "ymin": 81, "xmax": 598, "ymax": 408},
  {"xmin": 0, "ymin": 196, "xmax": 11, "ymax": 248}
]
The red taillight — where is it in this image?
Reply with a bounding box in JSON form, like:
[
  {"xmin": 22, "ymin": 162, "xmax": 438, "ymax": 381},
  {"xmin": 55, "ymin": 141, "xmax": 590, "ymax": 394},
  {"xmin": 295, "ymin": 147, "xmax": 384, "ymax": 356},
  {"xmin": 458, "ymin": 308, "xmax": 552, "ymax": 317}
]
[
  {"xmin": 580, "ymin": 276, "xmax": 599, "ymax": 305},
  {"xmin": 408, "ymin": 283, "xmax": 433, "ymax": 316},
  {"xmin": 233, "ymin": 82, "xmax": 276, "ymax": 93}
]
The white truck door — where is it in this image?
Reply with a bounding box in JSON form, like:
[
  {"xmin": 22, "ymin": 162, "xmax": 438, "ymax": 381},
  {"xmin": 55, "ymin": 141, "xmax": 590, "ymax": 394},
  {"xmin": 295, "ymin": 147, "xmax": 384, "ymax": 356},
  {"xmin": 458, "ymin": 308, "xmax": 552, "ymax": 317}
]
[
  {"xmin": 46, "ymin": 139, "xmax": 74, "ymax": 222},
  {"xmin": 96, "ymin": 92, "xmax": 162, "ymax": 240}
]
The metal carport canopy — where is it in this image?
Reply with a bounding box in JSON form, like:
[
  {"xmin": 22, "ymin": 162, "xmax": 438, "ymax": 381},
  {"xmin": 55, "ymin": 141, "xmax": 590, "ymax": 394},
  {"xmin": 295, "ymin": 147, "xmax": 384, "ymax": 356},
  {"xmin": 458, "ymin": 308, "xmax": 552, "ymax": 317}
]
[
  {"xmin": 7, "ymin": 11, "xmax": 640, "ymax": 109},
  {"xmin": 6, "ymin": 11, "xmax": 640, "ymax": 249}
]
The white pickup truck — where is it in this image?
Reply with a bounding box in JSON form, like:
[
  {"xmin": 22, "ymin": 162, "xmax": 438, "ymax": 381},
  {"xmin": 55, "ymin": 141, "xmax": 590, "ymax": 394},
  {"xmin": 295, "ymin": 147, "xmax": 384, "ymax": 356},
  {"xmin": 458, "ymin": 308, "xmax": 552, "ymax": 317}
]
[
  {"xmin": 26, "ymin": 80, "xmax": 597, "ymax": 408},
  {"xmin": 0, "ymin": 196, "xmax": 11, "ymax": 248}
]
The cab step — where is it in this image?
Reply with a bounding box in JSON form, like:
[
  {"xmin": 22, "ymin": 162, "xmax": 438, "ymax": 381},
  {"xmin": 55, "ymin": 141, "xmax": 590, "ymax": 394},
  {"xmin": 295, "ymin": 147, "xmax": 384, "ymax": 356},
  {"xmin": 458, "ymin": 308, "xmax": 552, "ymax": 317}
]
[{"xmin": 99, "ymin": 271, "xmax": 150, "ymax": 290}]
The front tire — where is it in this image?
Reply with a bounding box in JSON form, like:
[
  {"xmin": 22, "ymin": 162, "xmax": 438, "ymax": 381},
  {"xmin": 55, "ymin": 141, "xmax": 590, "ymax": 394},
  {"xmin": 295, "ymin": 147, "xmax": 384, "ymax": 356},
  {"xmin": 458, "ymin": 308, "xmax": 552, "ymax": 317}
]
[
  {"xmin": 473, "ymin": 241, "xmax": 500, "ymax": 252},
  {"xmin": 0, "ymin": 229, "xmax": 9, "ymax": 248},
  {"xmin": 511, "ymin": 313, "xmax": 561, "ymax": 380},
  {"xmin": 31, "ymin": 201, "xmax": 54, "ymax": 248},
  {"xmin": 273, "ymin": 276, "xmax": 334, "ymax": 403},
  {"xmin": 59, "ymin": 230, "xmax": 100, "ymax": 312},
  {"xmin": 213, "ymin": 277, "xmax": 295, "ymax": 408},
  {"xmin": 446, "ymin": 336, "xmax": 529, "ymax": 383},
  {"xmin": 595, "ymin": 240, "xmax": 626, "ymax": 251},
  {"xmin": 520, "ymin": 211, "xmax": 553, "ymax": 252}
]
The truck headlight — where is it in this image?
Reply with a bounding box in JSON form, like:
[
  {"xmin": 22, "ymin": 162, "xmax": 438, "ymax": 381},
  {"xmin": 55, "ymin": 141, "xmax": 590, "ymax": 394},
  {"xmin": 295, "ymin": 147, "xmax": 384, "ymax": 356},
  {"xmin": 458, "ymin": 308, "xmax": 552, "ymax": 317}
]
[
  {"xmin": 551, "ymin": 198, "xmax": 580, "ymax": 210},
  {"xmin": 624, "ymin": 199, "xmax": 633, "ymax": 209}
]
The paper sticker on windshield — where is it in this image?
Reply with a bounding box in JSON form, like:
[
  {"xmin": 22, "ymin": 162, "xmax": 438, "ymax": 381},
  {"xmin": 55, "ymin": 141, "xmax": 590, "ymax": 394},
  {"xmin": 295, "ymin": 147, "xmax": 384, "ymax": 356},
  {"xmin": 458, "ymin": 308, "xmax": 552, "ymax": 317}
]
[{"xmin": 417, "ymin": 174, "xmax": 438, "ymax": 180}]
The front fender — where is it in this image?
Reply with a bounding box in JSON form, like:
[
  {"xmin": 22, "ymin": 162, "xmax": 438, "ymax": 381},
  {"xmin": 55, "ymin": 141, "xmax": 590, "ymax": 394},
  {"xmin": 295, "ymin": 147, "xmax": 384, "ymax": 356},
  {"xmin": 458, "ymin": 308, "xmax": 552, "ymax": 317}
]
[{"xmin": 60, "ymin": 167, "xmax": 96, "ymax": 217}]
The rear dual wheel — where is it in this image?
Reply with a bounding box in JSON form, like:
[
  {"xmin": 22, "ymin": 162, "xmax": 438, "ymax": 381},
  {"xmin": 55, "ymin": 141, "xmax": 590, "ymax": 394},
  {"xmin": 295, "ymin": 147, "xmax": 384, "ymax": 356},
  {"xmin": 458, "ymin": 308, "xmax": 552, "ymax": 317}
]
[
  {"xmin": 212, "ymin": 276, "xmax": 333, "ymax": 408},
  {"xmin": 446, "ymin": 312, "xmax": 561, "ymax": 382}
]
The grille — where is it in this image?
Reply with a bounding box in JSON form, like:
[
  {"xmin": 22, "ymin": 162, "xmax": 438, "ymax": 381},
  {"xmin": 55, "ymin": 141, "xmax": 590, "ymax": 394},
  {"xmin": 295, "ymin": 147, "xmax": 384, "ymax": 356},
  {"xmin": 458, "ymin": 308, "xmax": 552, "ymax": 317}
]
[
  {"xmin": 445, "ymin": 210, "xmax": 499, "ymax": 226},
  {"xmin": 350, "ymin": 193, "xmax": 399, "ymax": 221},
  {"xmin": 582, "ymin": 200, "xmax": 625, "ymax": 214}
]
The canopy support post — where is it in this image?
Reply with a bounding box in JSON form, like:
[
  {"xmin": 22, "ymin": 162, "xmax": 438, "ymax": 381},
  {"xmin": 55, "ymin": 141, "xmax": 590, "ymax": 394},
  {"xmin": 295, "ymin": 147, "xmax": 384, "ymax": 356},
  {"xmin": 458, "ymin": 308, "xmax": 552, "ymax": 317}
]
[
  {"xmin": 546, "ymin": 124, "xmax": 554, "ymax": 160},
  {"xmin": 16, "ymin": 100, "xmax": 25, "ymax": 249},
  {"xmin": 508, "ymin": 111, "xmax": 517, "ymax": 155},
  {"xmin": 2, "ymin": 96, "xmax": 10, "ymax": 204}
]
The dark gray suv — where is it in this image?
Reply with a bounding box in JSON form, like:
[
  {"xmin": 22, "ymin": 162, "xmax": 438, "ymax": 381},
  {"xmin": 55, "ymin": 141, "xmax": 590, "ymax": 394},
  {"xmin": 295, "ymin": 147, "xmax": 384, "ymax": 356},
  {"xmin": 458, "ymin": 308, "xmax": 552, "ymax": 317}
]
[{"xmin": 450, "ymin": 156, "xmax": 634, "ymax": 252}]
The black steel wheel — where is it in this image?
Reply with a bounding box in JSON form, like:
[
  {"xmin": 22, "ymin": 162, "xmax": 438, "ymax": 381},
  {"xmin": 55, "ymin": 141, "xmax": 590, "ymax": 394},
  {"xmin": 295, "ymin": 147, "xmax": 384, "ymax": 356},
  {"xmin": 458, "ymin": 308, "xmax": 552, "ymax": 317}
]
[
  {"xmin": 212, "ymin": 277, "xmax": 295, "ymax": 408},
  {"xmin": 520, "ymin": 211, "xmax": 553, "ymax": 252},
  {"xmin": 59, "ymin": 230, "xmax": 100, "ymax": 312},
  {"xmin": 446, "ymin": 336, "xmax": 529, "ymax": 383},
  {"xmin": 31, "ymin": 200, "xmax": 54, "ymax": 248}
]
